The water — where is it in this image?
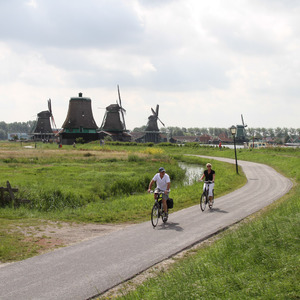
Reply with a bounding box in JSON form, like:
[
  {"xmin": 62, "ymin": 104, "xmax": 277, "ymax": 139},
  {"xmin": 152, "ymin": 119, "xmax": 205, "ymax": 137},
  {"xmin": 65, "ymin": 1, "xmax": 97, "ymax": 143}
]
[
  {"xmin": 178, "ymin": 161, "xmax": 204, "ymax": 186},
  {"xmin": 200, "ymin": 144, "xmax": 244, "ymax": 149}
]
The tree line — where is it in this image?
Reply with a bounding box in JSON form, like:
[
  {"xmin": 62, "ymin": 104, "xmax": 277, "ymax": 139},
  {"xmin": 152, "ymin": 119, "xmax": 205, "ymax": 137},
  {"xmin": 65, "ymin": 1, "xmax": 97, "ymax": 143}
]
[
  {"xmin": 0, "ymin": 120, "xmax": 299, "ymax": 141},
  {"xmin": 133, "ymin": 126, "xmax": 300, "ymax": 139},
  {"xmin": 0, "ymin": 121, "xmax": 35, "ymax": 140}
]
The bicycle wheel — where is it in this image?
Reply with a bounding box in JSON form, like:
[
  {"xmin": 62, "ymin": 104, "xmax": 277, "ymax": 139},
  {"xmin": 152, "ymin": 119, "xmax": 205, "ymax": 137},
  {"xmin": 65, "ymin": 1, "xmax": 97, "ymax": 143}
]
[
  {"xmin": 151, "ymin": 203, "xmax": 159, "ymax": 227},
  {"xmin": 209, "ymin": 190, "xmax": 214, "ymax": 209},
  {"xmin": 200, "ymin": 192, "xmax": 207, "ymax": 211}
]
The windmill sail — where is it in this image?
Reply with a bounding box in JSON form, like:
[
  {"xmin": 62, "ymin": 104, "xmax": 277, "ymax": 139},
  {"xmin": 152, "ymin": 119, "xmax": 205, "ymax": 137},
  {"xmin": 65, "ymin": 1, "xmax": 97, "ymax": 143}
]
[
  {"xmin": 118, "ymin": 85, "xmax": 126, "ymax": 131},
  {"xmin": 48, "ymin": 99, "xmax": 57, "ymax": 129}
]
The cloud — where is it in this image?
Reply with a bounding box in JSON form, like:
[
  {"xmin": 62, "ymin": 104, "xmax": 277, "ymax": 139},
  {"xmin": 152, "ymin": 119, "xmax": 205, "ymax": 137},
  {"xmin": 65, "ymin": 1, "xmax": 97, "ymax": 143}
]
[
  {"xmin": 0, "ymin": 0, "xmax": 299, "ymax": 129},
  {"xmin": 0, "ymin": 0, "xmax": 143, "ymax": 49}
]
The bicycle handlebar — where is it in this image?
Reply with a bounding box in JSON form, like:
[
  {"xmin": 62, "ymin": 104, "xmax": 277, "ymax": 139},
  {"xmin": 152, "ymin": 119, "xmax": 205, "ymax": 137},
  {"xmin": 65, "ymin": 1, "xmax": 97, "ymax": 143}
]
[
  {"xmin": 149, "ymin": 190, "xmax": 170, "ymax": 194},
  {"xmin": 199, "ymin": 180, "xmax": 214, "ymax": 183}
]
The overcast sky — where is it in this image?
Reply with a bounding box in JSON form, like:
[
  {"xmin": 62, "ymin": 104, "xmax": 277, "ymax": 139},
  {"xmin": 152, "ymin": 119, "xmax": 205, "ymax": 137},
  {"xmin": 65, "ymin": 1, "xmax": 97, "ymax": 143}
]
[{"xmin": 0, "ymin": 0, "xmax": 299, "ymax": 130}]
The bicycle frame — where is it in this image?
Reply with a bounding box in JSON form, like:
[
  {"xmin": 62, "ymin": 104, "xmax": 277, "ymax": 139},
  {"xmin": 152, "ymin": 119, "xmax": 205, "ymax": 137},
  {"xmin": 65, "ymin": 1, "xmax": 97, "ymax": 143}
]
[
  {"xmin": 150, "ymin": 191, "xmax": 168, "ymax": 227},
  {"xmin": 200, "ymin": 181, "xmax": 214, "ymax": 211}
]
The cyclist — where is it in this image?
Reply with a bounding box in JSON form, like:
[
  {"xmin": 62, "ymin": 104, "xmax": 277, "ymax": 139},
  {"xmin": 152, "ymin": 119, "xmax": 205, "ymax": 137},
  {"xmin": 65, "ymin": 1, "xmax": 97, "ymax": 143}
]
[
  {"xmin": 148, "ymin": 167, "xmax": 171, "ymax": 221},
  {"xmin": 199, "ymin": 163, "xmax": 215, "ymax": 205}
]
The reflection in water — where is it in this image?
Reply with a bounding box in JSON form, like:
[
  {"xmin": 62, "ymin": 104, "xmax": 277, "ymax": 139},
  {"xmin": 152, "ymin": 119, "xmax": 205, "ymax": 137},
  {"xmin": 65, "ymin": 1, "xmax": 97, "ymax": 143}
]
[{"xmin": 178, "ymin": 162, "xmax": 204, "ymax": 186}]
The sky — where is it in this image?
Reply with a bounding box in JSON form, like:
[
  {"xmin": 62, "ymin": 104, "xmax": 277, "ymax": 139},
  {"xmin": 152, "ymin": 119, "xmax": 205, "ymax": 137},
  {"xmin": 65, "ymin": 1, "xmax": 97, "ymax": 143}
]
[{"xmin": 0, "ymin": 0, "xmax": 299, "ymax": 130}]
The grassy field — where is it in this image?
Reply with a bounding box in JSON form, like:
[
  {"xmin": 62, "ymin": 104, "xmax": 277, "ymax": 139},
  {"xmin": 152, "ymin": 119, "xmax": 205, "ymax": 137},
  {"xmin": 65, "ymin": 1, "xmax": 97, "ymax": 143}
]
[
  {"xmin": 101, "ymin": 144, "xmax": 299, "ymax": 300},
  {"xmin": 0, "ymin": 141, "xmax": 245, "ymax": 262}
]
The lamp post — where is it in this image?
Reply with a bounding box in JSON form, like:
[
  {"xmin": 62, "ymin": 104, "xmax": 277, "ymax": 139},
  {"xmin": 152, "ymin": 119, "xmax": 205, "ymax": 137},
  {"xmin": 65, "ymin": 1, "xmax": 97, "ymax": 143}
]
[{"xmin": 230, "ymin": 125, "xmax": 239, "ymax": 174}]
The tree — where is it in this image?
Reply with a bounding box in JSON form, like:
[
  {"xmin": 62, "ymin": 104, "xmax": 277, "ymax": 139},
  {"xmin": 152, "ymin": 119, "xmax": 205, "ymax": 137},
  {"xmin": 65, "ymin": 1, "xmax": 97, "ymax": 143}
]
[
  {"xmin": 268, "ymin": 128, "xmax": 275, "ymax": 138},
  {"xmin": 0, "ymin": 129, "xmax": 6, "ymax": 140},
  {"xmin": 275, "ymin": 127, "xmax": 283, "ymax": 138},
  {"xmin": 132, "ymin": 126, "xmax": 146, "ymax": 132},
  {"xmin": 261, "ymin": 128, "xmax": 267, "ymax": 138}
]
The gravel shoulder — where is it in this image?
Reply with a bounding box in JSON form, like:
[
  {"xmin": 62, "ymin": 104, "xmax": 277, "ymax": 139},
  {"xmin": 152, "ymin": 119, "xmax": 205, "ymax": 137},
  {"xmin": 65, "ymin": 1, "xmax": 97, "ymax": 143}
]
[{"xmin": 0, "ymin": 221, "xmax": 131, "ymax": 267}]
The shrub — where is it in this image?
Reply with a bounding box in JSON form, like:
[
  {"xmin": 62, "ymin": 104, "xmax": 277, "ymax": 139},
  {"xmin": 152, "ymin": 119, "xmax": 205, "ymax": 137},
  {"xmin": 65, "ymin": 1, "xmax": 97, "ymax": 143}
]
[
  {"xmin": 128, "ymin": 154, "xmax": 142, "ymax": 162},
  {"xmin": 20, "ymin": 188, "xmax": 93, "ymax": 211},
  {"xmin": 83, "ymin": 152, "xmax": 94, "ymax": 157},
  {"xmin": 75, "ymin": 137, "xmax": 85, "ymax": 144}
]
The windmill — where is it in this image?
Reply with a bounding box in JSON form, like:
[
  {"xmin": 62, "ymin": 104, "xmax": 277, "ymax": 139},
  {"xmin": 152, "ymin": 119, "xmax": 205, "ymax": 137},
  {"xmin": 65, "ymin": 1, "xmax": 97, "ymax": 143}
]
[
  {"xmin": 60, "ymin": 92, "xmax": 98, "ymax": 145},
  {"xmin": 31, "ymin": 99, "xmax": 56, "ymax": 141},
  {"xmin": 143, "ymin": 104, "xmax": 165, "ymax": 143},
  {"xmin": 98, "ymin": 85, "xmax": 131, "ymax": 141},
  {"xmin": 145, "ymin": 104, "xmax": 165, "ymax": 132},
  {"xmin": 236, "ymin": 114, "xmax": 248, "ymax": 143}
]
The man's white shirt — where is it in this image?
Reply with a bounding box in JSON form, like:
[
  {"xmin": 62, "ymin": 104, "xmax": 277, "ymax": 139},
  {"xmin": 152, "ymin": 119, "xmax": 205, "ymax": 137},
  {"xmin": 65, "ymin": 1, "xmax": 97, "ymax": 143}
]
[{"xmin": 152, "ymin": 173, "xmax": 170, "ymax": 190}]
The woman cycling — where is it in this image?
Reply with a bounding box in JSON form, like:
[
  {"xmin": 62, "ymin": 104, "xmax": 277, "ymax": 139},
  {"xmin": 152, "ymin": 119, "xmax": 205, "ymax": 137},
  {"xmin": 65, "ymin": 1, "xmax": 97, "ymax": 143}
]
[{"xmin": 199, "ymin": 163, "xmax": 215, "ymax": 205}]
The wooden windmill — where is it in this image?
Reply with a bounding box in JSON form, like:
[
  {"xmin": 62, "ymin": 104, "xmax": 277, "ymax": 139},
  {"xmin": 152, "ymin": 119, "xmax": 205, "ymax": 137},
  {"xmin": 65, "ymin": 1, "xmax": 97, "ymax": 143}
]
[
  {"xmin": 144, "ymin": 104, "xmax": 165, "ymax": 143},
  {"xmin": 98, "ymin": 85, "xmax": 131, "ymax": 142},
  {"xmin": 31, "ymin": 99, "xmax": 56, "ymax": 141},
  {"xmin": 236, "ymin": 114, "xmax": 248, "ymax": 143},
  {"xmin": 60, "ymin": 93, "xmax": 98, "ymax": 145}
]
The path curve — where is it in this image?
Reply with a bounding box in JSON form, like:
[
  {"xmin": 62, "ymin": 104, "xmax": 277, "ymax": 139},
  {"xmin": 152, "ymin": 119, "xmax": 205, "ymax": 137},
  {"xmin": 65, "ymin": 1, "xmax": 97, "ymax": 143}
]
[{"xmin": 0, "ymin": 157, "xmax": 293, "ymax": 300}]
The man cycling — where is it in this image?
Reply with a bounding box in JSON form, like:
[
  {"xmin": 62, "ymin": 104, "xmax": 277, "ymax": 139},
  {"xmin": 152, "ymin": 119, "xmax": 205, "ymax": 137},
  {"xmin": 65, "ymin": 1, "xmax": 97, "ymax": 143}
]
[{"xmin": 148, "ymin": 167, "xmax": 171, "ymax": 221}]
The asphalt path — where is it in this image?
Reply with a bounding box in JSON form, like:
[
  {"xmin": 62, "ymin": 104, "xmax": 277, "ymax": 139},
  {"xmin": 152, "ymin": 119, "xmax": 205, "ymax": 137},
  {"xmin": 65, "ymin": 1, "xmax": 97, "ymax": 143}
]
[{"xmin": 0, "ymin": 156, "xmax": 293, "ymax": 300}]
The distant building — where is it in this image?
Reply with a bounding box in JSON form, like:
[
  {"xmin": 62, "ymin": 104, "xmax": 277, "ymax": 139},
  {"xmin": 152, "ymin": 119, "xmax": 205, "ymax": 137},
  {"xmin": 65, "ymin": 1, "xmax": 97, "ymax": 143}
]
[{"xmin": 8, "ymin": 133, "xmax": 29, "ymax": 140}]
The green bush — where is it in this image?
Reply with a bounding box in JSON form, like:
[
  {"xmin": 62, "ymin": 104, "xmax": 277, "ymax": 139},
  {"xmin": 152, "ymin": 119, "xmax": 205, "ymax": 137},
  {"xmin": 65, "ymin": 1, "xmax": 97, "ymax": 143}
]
[
  {"xmin": 19, "ymin": 188, "xmax": 93, "ymax": 211},
  {"xmin": 75, "ymin": 137, "xmax": 85, "ymax": 144},
  {"xmin": 128, "ymin": 154, "xmax": 142, "ymax": 162},
  {"xmin": 158, "ymin": 142, "xmax": 175, "ymax": 147}
]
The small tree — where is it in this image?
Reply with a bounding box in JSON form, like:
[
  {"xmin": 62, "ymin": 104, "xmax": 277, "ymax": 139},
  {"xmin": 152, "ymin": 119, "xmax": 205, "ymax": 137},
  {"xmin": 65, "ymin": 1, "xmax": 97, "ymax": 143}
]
[
  {"xmin": 104, "ymin": 135, "xmax": 113, "ymax": 142},
  {"xmin": 75, "ymin": 137, "xmax": 85, "ymax": 144}
]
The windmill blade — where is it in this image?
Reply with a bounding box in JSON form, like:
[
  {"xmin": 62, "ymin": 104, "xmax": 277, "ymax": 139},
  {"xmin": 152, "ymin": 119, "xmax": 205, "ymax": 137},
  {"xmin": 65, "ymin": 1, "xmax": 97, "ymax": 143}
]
[
  {"xmin": 51, "ymin": 116, "xmax": 57, "ymax": 130},
  {"xmin": 117, "ymin": 85, "xmax": 122, "ymax": 107},
  {"xmin": 151, "ymin": 108, "xmax": 157, "ymax": 116},
  {"xmin": 48, "ymin": 99, "xmax": 57, "ymax": 129},
  {"xmin": 157, "ymin": 117, "xmax": 165, "ymax": 127},
  {"xmin": 117, "ymin": 85, "xmax": 126, "ymax": 130},
  {"xmin": 48, "ymin": 99, "xmax": 52, "ymax": 115},
  {"xmin": 156, "ymin": 104, "xmax": 159, "ymax": 116},
  {"xmin": 241, "ymin": 114, "xmax": 247, "ymax": 127}
]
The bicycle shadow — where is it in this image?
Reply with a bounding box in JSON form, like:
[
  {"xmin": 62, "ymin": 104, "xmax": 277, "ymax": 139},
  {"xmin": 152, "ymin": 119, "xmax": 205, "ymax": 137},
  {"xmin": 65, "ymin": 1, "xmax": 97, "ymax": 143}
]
[
  {"xmin": 208, "ymin": 207, "xmax": 228, "ymax": 213},
  {"xmin": 156, "ymin": 222, "xmax": 184, "ymax": 231}
]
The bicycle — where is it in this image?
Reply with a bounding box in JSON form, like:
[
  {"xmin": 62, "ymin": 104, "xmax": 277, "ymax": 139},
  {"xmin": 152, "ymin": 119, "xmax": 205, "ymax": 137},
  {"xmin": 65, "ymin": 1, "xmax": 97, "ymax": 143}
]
[
  {"xmin": 150, "ymin": 191, "xmax": 169, "ymax": 227},
  {"xmin": 199, "ymin": 180, "xmax": 214, "ymax": 211}
]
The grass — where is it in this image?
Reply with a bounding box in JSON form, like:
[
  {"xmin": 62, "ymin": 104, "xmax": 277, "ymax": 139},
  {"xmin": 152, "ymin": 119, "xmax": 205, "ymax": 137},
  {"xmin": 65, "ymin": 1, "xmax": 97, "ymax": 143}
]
[{"xmin": 102, "ymin": 145, "xmax": 300, "ymax": 300}]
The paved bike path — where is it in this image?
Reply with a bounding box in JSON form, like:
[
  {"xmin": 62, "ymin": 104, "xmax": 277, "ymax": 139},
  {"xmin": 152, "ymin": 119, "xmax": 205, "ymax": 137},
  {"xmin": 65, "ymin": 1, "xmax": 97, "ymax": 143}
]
[{"xmin": 0, "ymin": 157, "xmax": 292, "ymax": 300}]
